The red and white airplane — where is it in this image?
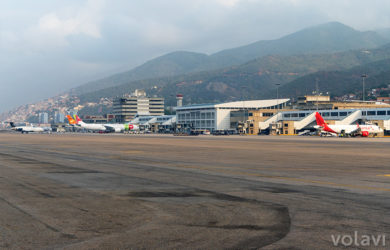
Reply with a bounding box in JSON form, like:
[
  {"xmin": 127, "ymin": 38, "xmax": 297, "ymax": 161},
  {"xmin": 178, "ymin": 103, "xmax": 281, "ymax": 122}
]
[{"xmin": 315, "ymin": 112, "xmax": 383, "ymax": 137}]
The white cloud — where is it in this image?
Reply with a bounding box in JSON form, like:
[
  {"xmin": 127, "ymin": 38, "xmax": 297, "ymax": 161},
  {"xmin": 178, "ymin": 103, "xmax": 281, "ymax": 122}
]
[
  {"xmin": 24, "ymin": 0, "xmax": 105, "ymax": 49},
  {"xmin": 38, "ymin": 0, "xmax": 103, "ymax": 39},
  {"xmin": 215, "ymin": 0, "xmax": 241, "ymax": 7}
]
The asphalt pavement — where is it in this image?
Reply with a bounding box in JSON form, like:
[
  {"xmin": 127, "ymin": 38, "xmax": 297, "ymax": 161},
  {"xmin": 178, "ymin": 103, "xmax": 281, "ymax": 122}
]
[{"xmin": 0, "ymin": 133, "xmax": 389, "ymax": 249}]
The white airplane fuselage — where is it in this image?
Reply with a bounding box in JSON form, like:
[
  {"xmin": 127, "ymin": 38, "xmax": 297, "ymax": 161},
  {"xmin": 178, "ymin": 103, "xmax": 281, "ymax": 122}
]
[
  {"xmin": 76, "ymin": 121, "xmax": 139, "ymax": 133},
  {"xmin": 76, "ymin": 122, "xmax": 107, "ymax": 132},
  {"xmin": 104, "ymin": 123, "xmax": 139, "ymax": 133},
  {"xmin": 13, "ymin": 126, "xmax": 45, "ymax": 133},
  {"xmin": 326, "ymin": 124, "xmax": 383, "ymax": 135},
  {"xmin": 315, "ymin": 112, "xmax": 383, "ymax": 136}
]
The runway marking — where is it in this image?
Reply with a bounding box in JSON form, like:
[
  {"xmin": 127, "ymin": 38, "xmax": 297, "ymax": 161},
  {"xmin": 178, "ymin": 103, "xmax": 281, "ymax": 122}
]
[
  {"xmin": 377, "ymin": 174, "xmax": 390, "ymax": 177},
  {"xmin": 175, "ymin": 165, "xmax": 390, "ymax": 192},
  {"xmin": 228, "ymin": 171, "xmax": 390, "ymax": 192}
]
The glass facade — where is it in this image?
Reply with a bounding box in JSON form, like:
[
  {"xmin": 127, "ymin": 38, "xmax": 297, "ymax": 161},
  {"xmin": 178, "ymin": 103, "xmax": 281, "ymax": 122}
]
[
  {"xmin": 282, "ymin": 109, "xmax": 390, "ymax": 120},
  {"xmin": 177, "ymin": 109, "xmax": 216, "ymax": 131}
]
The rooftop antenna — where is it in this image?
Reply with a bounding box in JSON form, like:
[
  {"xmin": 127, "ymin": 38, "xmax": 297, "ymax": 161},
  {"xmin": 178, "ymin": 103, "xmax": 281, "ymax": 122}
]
[
  {"xmin": 361, "ymin": 74, "xmax": 368, "ymax": 121},
  {"xmin": 316, "ymin": 78, "xmax": 319, "ymax": 111}
]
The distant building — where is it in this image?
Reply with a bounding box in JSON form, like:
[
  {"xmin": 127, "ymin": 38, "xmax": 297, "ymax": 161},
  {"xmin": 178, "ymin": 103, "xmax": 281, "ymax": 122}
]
[
  {"xmin": 82, "ymin": 114, "xmax": 115, "ymax": 123},
  {"xmin": 294, "ymin": 95, "xmax": 389, "ymax": 110},
  {"xmin": 113, "ymin": 90, "xmax": 164, "ymax": 122},
  {"xmin": 176, "ymin": 94, "xmax": 183, "ymax": 107},
  {"xmin": 377, "ymin": 97, "xmax": 390, "ymax": 104},
  {"xmin": 54, "ymin": 112, "xmax": 65, "ymax": 123},
  {"xmin": 297, "ymin": 95, "xmax": 330, "ymax": 105},
  {"xmin": 38, "ymin": 112, "xmax": 48, "ymax": 124}
]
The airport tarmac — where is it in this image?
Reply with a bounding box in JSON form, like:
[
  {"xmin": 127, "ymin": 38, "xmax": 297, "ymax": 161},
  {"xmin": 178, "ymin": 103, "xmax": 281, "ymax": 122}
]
[{"xmin": 0, "ymin": 133, "xmax": 390, "ymax": 249}]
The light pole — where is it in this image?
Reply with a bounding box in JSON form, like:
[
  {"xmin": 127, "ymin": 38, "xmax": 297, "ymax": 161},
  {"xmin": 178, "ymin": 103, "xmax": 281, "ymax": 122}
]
[
  {"xmin": 241, "ymin": 86, "xmax": 247, "ymax": 134},
  {"xmin": 361, "ymin": 74, "xmax": 367, "ymax": 120},
  {"xmin": 276, "ymin": 83, "xmax": 281, "ymax": 114},
  {"xmin": 315, "ymin": 78, "xmax": 319, "ymax": 111},
  {"xmin": 361, "ymin": 74, "xmax": 367, "ymax": 102},
  {"xmin": 275, "ymin": 83, "xmax": 281, "ymax": 135}
]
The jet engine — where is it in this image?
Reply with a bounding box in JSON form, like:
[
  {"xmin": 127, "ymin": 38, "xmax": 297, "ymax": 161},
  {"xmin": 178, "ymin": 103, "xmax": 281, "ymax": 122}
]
[{"xmin": 361, "ymin": 131, "xmax": 369, "ymax": 137}]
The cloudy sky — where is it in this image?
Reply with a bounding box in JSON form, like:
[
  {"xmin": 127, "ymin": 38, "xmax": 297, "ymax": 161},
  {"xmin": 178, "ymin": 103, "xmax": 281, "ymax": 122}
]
[{"xmin": 1, "ymin": 0, "xmax": 390, "ymax": 112}]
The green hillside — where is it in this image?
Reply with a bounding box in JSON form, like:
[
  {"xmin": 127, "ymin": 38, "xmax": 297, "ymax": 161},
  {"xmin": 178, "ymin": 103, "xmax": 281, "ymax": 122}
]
[
  {"xmin": 71, "ymin": 22, "xmax": 389, "ymax": 95},
  {"xmin": 277, "ymin": 58, "xmax": 390, "ymax": 99}
]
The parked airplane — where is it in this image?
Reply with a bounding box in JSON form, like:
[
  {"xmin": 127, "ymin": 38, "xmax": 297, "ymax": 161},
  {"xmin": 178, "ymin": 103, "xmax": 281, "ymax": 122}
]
[
  {"xmin": 10, "ymin": 122, "xmax": 50, "ymax": 134},
  {"xmin": 66, "ymin": 115, "xmax": 77, "ymax": 125},
  {"xmin": 68, "ymin": 115, "xmax": 139, "ymax": 133},
  {"xmin": 315, "ymin": 112, "xmax": 383, "ymax": 137},
  {"xmin": 73, "ymin": 115, "xmax": 107, "ymax": 132}
]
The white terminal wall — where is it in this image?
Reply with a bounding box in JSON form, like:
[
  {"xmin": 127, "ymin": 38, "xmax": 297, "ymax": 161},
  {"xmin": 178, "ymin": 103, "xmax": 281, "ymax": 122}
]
[
  {"xmin": 176, "ymin": 99, "xmax": 290, "ymax": 131},
  {"xmin": 216, "ymin": 109, "xmax": 231, "ymax": 130}
]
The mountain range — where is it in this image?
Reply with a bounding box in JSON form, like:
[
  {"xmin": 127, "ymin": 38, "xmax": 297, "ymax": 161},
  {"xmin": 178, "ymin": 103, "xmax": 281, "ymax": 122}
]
[
  {"xmin": 71, "ymin": 22, "xmax": 389, "ymax": 99},
  {"xmin": 76, "ymin": 42, "xmax": 390, "ymax": 107}
]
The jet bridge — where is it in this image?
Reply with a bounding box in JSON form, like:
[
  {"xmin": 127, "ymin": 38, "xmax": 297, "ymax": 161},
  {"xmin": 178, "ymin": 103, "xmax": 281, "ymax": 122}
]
[
  {"xmin": 293, "ymin": 112, "xmax": 316, "ymax": 131},
  {"xmin": 259, "ymin": 113, "xmax": 282, "ymax": 130},
  {"xmin": 335, "ymin": 110, "xmax": 362, "ymax": 125},
  {"xmin": 384, "ymin": 120, "xmax": 390, "ymax": 131}
]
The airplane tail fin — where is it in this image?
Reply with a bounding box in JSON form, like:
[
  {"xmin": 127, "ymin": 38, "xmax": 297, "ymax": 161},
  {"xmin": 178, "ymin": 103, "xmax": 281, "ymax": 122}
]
[
  {"xmin": 10, "ymin": 122, "xmax": 15, "ymax": 127},
  {"xmin": 75, "ymin": 115, "xmax": 82, "ymax": 123},
  {"xmin": 66, "ymin": 115, "xmax": 77, "ymax": 125},
  {"xmin": 315, "ymin": 112, "xmax": 327, "ymax": 127},
  {"xmin": 315, "ymin": 112, "xmax": 337, "ymax": 134}
]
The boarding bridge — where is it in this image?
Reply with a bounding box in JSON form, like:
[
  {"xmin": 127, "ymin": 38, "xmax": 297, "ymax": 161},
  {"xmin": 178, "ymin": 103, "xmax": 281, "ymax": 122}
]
[
  {"xmin": 293, "ymin": 112, "xmax": 316, "ymax": 131},
  {"xmin": 384, "ymin": 120, "xmax": 390, "ymax": 130},
  {"xmin": 335, "ymin": 110, "xmax": 361, "ymax": 125},
  {"xmin": 259, "ymin": 113, "xmax": 282, "ymax": 130}
]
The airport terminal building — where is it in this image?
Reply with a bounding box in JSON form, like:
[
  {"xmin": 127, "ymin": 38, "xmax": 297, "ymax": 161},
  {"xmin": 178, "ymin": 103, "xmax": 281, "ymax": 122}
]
[
  {"xmin": 261, "ymin": 108, "xmax": 390, "ymax": 135},
  {"xmin": 174, "ymin": 96, "xmax": 390, "ymax": 135},
  {"xmin": 113, "ymin": 90, "xmax": 164, "ymax": 122},
  {"xmin": 175, "ymin": 99, "xmax": 290, "ymax": 132}
]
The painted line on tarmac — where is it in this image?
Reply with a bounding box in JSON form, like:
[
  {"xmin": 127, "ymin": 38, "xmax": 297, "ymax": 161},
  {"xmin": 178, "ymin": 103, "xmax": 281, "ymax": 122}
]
[{"xmin": 176, "ymin": 165, "xmax": 390, "ymax": 192}]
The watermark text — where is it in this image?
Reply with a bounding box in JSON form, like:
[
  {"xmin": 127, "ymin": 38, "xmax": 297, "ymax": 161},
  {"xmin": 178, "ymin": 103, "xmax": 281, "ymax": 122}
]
[{"xmin": 331, "ymin": 231, "xmax": 386, "ymax": 247}]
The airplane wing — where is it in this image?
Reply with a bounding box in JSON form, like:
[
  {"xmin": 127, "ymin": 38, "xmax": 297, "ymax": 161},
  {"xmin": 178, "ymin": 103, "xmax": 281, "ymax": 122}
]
[
  {"xmin": 345, "ymin": 126, "xmax": 360, "ymax": 136},
  {"xmin": 103, "ymin": 125, "xmax": 117, "ymax": 133}
]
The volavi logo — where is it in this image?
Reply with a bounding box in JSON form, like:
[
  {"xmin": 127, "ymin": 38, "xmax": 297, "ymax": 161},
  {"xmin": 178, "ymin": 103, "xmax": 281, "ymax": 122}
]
[{"xmin": 331, "ymin": 231, "xmax": 386, "ymax": 247}]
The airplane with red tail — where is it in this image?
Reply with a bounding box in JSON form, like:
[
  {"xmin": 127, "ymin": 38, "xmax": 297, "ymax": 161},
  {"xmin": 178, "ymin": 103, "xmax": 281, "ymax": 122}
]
[{"xmin": 315, "ymin": 112, "xmax": 383, "ymax": 137}]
